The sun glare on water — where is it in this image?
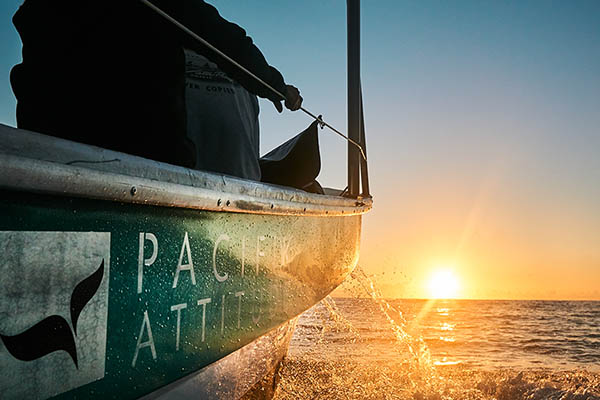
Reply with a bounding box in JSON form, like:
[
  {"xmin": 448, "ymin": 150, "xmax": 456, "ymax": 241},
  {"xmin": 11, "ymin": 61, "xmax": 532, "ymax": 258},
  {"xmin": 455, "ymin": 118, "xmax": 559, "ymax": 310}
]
[{"xmin": 427, "ymin": 269, "xmax": 460, "ymax": 299}]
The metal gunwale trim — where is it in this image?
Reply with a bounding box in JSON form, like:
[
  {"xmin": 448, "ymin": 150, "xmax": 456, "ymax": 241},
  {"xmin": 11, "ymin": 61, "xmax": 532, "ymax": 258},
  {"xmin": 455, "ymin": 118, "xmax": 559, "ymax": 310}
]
[
  {"xmin": 0, "ymin": 124, "xmax": 371, "ymax": 212},
  {"xmin": 0, "ymin": 153, "xmax": 371, "ymax": 216}
]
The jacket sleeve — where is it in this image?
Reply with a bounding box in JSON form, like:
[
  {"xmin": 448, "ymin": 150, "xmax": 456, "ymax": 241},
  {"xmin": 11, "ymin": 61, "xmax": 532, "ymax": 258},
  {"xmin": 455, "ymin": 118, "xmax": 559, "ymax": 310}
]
[{"xmin": 150, "ymin": 0, "xmax": 287, "ymax": 103}]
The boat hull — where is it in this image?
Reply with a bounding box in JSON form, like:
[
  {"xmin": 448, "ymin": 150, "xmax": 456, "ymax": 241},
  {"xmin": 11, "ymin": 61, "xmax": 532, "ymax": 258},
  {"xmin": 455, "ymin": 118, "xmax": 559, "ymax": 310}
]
[
  {"xmin": 0, "ymin": 190, "xmax": 361, "ymax": 399},
  {"xmin": 142, "ymin": 318, "xmax": 297, "ymax": 400}
]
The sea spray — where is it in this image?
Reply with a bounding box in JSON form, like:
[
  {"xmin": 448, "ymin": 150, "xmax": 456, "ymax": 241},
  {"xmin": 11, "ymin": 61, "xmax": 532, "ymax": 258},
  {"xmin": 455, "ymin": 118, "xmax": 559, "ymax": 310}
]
[
  {"xmin": 277, "ymin": 265, "xmax": 447, "ymax": 398},
  {"xmin": 351, "ymin": 267, "xmax": 437, "ymax": 388},
  {"xmin": 317, "ymin": 296, "xmax": 360, "ymax": 344},
  {"xmin": 274, "ymin": 266, "xmax": 600, "ymax": 399}
]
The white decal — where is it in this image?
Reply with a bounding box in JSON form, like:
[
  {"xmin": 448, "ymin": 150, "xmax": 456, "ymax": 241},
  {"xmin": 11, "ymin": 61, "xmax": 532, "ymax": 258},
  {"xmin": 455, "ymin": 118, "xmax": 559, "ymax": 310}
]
[
  {"xmin": 170, "ymin": 303, "xmax": 187, "ymax": 351},
  {"xmin": 280, "ymin": 235, "xmax": 293, "ymax": 267},
  {"xmin": 173, "ymin": 232, "xmax": 196, "ymax": 288},
  {"xmin": 256, "ymin": 235, "xmax": 265, "ymax": 274},
  {"xmin": 197, "ymin": 298, "xmax": 212, "ymax": 342},
  {"xmin": 132, "ymin": 310, "xmax": 157, "ymax": 367},
  {"xmin": 220, "ymin": 294, "xmax": 225, "ymax": 335},
  {"xmin": 241, "ymin": 237, "xmax": 246, "ymax": 277},
  {"xmin": 138, "ymin": 232, "xmax": 158, "ymax": 294},
  {"xmin": 235, "ymin": 291, "xmax": 244, "ymax": 328},
  {"xmin": 0, "ymin": 231, "xmax": 110, "ymax": 400},
  {"xmin": 212, "ymin": 234, "xmax": 230, "ymax": 282},
  {"xmin": 252, "ymin": 305, "xmax": 262, "ymax": 324}
]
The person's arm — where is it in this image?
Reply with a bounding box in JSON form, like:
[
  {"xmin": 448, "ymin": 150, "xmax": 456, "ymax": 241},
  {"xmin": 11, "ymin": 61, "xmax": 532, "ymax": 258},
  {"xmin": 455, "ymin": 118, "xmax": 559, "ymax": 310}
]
[{"xmin": 149, "ymin": 0, "xmax": 301, "ymax": 111}]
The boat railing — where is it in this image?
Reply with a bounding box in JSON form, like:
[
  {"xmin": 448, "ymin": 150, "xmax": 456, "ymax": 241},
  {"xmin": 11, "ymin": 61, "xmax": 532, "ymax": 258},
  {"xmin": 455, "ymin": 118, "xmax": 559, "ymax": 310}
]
[{"xmin": 0, "ymin": 123, "xmax": 371, "ymax": 216}]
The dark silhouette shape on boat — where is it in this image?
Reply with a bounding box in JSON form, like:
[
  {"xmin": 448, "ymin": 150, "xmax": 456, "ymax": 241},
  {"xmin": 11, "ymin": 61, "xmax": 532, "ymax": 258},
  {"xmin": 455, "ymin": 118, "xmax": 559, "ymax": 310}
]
[{"xmin": 0, "ymin": 259, "xmax": 105, "ymax": 369}]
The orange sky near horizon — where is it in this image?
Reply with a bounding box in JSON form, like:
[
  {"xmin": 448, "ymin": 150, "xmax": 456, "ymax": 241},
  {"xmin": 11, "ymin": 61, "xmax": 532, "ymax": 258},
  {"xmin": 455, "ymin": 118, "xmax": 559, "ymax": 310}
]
[
  {"xmin": 334, "ymin": 126, "xmax": 600, "ymax": 301},
  {"xmin": 340, "ymin": 165, "xmax": 600, "ymax": 300}
]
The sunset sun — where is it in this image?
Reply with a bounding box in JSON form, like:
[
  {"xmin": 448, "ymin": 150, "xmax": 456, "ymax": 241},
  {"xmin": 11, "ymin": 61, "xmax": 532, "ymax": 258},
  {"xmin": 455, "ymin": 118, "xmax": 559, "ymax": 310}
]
[{"xmin": 427, "ymin": 269, "xmax": 460, "ymax": 299}]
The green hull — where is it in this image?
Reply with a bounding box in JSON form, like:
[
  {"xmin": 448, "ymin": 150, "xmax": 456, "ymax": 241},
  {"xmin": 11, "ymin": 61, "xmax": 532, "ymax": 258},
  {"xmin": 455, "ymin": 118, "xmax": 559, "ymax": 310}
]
[
  {"xmin": 0, "ymin": 123, "xmax": 370, "ymax": 399},
  {"xmin": 0, "ymin": 191, "xmax": 361, "ymax": 399}
]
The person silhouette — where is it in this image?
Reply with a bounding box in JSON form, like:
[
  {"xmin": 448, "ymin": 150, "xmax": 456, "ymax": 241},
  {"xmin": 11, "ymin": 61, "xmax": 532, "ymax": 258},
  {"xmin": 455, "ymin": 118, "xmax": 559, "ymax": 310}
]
[{"xmin": 10, "ymin": 0, "xmax": 302, "ymax": 169}]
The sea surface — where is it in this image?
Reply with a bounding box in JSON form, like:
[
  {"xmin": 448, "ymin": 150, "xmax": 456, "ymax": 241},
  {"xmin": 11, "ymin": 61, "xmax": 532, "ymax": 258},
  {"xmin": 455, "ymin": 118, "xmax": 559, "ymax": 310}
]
[
  {"xmin": 274, "ymin": 291, "xmax": 600, "ymax": 399},
  {"xmin": 291, "ymin": 298, "xmax": 600, "ymax": 371}
]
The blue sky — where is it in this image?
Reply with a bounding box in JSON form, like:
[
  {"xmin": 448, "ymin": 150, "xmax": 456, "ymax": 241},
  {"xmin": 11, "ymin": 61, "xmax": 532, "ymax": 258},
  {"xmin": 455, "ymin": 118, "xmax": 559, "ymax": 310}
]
[{"xmin": 1, "ymin": 1, "xmax": 599, "ymax": 298}]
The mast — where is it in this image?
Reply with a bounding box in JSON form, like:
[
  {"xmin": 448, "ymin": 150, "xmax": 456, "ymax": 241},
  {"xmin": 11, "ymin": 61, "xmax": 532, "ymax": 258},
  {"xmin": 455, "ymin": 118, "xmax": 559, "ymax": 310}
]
[
  {"xmin": 347, "ymin": 0, "xmax": 361, "ymax": 198},
  {"xmin": 359, "ymin": 86, "xmax": 370, "ymax": 197}
]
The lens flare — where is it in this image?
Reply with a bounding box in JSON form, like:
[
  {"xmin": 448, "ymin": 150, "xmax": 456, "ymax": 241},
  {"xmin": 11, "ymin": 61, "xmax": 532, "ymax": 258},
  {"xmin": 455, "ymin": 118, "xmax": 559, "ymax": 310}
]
[{"xmin": 427, "ymin": 269, "xmax": 460, "ymax": 299}]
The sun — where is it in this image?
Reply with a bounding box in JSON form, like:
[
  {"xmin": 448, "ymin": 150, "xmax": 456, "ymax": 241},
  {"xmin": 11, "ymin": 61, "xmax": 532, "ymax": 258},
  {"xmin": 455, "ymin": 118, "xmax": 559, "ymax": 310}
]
[{"xmin": 427, "ymin": 269, "xmax": 460, "ymax": 299}]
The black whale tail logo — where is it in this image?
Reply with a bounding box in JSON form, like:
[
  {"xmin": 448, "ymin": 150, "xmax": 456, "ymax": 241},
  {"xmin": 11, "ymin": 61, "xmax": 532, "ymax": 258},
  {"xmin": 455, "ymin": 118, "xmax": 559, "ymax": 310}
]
[{"xmin": 0, "ymin": 259, "xmax": 105, "ymax": 369}]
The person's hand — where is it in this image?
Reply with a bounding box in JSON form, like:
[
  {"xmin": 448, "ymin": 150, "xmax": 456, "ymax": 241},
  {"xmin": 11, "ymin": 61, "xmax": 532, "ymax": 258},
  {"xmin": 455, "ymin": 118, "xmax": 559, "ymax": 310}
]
[
  {"xmin": 284, "ymin": 85, "xmax": 302, "ymax": 111},
  {"xmin": 272, "ymin": 85, "xmax": 303, "ymax": 113}
]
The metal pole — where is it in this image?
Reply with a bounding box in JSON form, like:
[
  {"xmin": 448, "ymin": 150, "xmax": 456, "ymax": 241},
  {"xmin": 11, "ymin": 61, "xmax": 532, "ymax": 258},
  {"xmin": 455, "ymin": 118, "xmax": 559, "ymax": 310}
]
[
  {"xmin": 347, "ymin": 0, "xmax": 361, "ymax": 198},
  {"xmin": 359, "ymin": 84, "xmax": 370, "ymax": 197}
]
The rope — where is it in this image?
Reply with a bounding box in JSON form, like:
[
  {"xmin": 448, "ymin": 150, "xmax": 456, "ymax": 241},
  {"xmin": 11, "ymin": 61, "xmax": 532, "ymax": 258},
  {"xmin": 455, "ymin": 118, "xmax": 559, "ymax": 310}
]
[{"xmin": 139, "ymin": 0, "xmax": 367, "ymax": 161}]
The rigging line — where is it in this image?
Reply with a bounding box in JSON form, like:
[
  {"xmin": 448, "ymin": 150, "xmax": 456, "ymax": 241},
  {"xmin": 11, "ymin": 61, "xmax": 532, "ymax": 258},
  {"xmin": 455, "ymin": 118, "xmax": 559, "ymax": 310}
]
[{"xmin": 139, "ymin": 0, "xmax": 367, "ymax": 161}]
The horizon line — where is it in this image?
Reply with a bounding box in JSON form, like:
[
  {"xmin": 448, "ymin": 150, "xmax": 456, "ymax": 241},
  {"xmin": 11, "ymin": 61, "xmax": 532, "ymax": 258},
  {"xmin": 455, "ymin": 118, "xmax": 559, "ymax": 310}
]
[{"xmin": 331, "ymin": 295, "xmax": 600, "ymax": 302}]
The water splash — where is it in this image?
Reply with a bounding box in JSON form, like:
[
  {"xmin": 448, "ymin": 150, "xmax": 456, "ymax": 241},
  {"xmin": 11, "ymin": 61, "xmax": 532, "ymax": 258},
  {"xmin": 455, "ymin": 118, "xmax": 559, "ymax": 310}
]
[
  {"xmin": 274, "ymin": 266, "xmax": 600, "ymax": 399},
  {"xmin": 351, "ymin": 267, "xmax": 436, "ymax": 384},
  {"xmin": 277, "ymin": 265, "xmax": 446, "ymax": 398},
  {"xmin": 316, "ymin": 296, "xmax": 360, "ymax": 344}
]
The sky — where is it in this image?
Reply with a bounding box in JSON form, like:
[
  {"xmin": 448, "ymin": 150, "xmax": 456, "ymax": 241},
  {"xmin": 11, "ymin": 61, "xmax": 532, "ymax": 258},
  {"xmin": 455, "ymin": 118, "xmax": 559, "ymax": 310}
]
[{"xmin": 1, "ymin": 1, "xmax": 599, "ymax": 300}]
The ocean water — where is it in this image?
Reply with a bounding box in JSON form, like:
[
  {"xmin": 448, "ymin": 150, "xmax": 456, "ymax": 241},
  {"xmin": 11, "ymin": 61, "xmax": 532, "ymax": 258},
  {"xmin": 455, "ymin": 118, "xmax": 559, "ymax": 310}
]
[
  {"xmin": 290, "ymin": 298, "xmax": 600, "ymax": 371},
  {"xmin": 274, "ymin": 273, "xmax": 600, "ymax": 399}
]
